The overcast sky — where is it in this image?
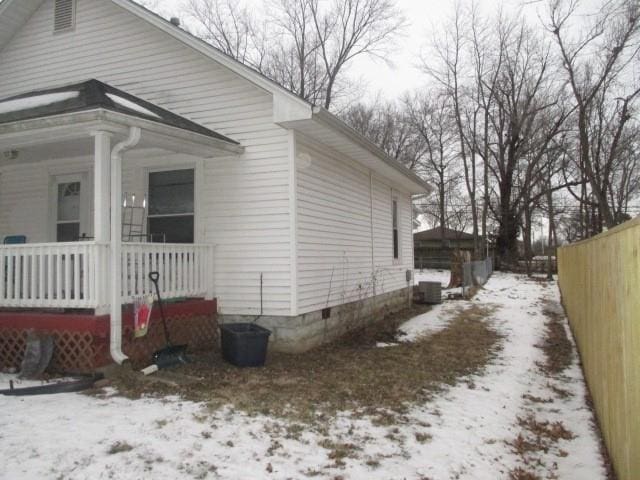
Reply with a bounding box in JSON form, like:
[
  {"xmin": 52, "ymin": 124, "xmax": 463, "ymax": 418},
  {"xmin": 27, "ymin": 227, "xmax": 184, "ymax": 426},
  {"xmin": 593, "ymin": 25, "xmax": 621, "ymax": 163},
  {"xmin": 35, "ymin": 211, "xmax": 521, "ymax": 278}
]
[{"xmin": 145, "ymin": 0, "xmax": 607, "ymax": 102}]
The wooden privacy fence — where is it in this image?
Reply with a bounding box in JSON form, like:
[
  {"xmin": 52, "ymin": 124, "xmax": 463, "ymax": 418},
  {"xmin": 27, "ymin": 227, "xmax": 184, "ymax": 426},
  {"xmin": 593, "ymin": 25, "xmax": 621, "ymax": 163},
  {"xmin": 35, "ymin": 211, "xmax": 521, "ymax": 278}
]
[{"xmin": 557, "ymin": 217, "xmax": 640, "ymax": 480}]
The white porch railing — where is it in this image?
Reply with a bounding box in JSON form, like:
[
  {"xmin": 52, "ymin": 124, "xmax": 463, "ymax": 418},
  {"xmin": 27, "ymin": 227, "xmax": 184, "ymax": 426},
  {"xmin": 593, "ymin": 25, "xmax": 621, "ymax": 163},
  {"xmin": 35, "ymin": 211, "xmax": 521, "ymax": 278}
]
[
  {"xmin": 0, "ymin": 242, "xmax": 213, "ymax": 310},
  {"xmin": 120, "ymin": 243, "xmax": 213, "ymax": 304},
  {"xmin": 0, "ymin": 242, "xmax": 109, "ymax": 309}
]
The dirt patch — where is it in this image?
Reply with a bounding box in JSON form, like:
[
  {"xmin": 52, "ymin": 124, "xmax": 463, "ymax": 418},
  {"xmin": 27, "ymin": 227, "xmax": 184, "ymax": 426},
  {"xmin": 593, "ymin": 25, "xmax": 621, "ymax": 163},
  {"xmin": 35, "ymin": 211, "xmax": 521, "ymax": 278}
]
[
  {"xmin": 509, "ymin": 300, "xmax": 614, "ymax": 480},
  {"xmin": 507, "ymin": 301, "xmax": 577, "ymax": 479},
  {"xmin": 507, "ymin": 415, "xmax": 574, "ymax": 478},
  {"xmin": 107, "ymin": 441, "xmax": 134, "ymax": 455},
  {"xmin": 538, "ymin": 303, "xmax": 573, "ymax": 375},
  {"xmin": 337, "ymin": 302, "xmax": 432, "ymax": 347},
  {"xmin": 103, "ymin": 303, "xmax": 501, "ymax": 425},
  {"xmin": 509, "ymin": 466, "xmax": 542, "ymax": 480}
]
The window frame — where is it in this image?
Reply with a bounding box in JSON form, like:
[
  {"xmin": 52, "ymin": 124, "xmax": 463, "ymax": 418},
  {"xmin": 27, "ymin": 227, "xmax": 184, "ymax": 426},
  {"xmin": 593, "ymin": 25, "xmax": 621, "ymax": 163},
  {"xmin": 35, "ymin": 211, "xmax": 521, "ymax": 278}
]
[
  {"xmin": 392, "ymin": 195, "xmax": 400, "ymax": 263},
  {"xmin": 49, "ymin": 171, "xmax": 90, "ymax": 242},
  {"xmin": 145, "ymin": 166, "xmax": 197, "ymax": 244}
]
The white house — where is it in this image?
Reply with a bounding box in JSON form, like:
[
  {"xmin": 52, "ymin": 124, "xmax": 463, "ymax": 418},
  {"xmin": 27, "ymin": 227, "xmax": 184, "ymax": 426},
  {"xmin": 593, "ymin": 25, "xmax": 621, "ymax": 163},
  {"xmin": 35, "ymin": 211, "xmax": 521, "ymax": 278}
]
[{"xmin": 0, "ymin": 0, "xmax": 428, "ymax": 370}]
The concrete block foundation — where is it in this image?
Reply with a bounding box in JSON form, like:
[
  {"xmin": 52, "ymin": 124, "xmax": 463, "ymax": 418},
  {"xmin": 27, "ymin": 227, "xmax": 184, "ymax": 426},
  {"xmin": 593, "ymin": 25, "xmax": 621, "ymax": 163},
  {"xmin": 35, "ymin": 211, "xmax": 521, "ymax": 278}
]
[{"xmin": 219, "ymin": 287, "xmax": 413, "ymax": 353}]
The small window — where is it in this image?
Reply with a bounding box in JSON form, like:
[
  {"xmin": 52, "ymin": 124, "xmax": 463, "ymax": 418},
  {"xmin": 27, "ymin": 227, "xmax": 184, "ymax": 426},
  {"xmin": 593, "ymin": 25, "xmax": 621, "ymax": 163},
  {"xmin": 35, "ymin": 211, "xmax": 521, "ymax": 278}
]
[
  {"xmin": 392, "ymin": 198, "xmax": 399, "ymax": 260},
  {"xmin": 54, "ymin": 0, "xmax": 76, "ymax": 33},
  {"xmin": 56, "ymin": 181, "xmax": 81, "ymax": 241},
  {"xmin": 147, "ymin": 169, "xmax": 194, "ymax": 243}
]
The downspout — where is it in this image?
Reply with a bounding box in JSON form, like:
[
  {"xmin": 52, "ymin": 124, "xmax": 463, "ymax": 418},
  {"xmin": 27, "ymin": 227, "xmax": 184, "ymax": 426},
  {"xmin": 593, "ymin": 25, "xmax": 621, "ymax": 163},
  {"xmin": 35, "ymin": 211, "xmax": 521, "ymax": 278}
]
[{"xmin": 109, "ymin": 127, "xmax": 141, "ymax": 364}]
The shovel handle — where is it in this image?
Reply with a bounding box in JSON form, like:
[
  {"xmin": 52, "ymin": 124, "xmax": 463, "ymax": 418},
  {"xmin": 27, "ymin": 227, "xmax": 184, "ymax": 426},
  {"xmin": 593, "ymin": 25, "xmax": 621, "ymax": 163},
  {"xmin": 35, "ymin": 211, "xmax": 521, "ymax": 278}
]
[
  {"xmin": 148, "ymin": 271, "xmax": 160, "ymax": 284},
  {"xmin": 148, "ymin": 271, "xmax": 171, "ymax": 346}
]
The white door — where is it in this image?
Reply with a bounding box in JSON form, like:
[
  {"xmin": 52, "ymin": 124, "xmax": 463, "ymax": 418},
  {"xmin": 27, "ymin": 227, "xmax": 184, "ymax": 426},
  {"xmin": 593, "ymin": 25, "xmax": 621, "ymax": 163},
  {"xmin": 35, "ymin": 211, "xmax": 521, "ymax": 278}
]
[{"xmin": 51, "ymin": 173, "xmax": 89, "ymax": 241}]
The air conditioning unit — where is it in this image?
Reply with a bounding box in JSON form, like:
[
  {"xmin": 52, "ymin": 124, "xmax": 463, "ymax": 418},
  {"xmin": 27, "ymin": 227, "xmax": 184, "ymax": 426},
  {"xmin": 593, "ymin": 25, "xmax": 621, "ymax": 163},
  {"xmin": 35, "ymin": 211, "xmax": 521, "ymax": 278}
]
[{"xmin": 415, "ymin": 281, "xmax": 442, "ymax": 304}]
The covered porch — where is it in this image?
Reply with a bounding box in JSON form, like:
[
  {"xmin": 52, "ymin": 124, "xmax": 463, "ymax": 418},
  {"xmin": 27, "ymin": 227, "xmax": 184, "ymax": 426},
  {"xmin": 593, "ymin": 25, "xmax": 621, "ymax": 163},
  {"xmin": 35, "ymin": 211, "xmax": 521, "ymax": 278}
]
[{"xmin": 0, "ymin": 80, "xmax": 243, "ymax": 369}]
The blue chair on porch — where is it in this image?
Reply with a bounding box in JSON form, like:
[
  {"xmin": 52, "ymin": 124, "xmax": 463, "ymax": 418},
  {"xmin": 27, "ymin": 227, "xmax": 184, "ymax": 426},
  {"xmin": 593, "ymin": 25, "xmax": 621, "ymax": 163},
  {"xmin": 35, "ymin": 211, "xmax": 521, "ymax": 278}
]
[
  {"xmin": 2, "ymin": 235, "xmax": 26, "ymax": 300},
  {"xmin": 3, "ymin": 235, "xmax": 26, "ymax": 244}
]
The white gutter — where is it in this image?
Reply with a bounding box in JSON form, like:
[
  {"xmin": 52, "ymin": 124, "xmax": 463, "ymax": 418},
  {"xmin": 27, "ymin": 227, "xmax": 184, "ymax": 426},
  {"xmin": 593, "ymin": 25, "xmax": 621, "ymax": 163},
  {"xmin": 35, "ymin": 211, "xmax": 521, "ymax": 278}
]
[{"xmin": 109, "ymin": 126, "xmax": 141, "ymax": 364}]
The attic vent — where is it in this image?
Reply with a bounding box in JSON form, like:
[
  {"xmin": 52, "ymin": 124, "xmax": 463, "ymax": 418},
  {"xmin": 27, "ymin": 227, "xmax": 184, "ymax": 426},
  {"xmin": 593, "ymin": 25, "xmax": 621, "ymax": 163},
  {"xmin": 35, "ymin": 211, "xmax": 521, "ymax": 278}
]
[{"xmin": 54, "ymin": 0, "xmax": 76, "ymax": 32}]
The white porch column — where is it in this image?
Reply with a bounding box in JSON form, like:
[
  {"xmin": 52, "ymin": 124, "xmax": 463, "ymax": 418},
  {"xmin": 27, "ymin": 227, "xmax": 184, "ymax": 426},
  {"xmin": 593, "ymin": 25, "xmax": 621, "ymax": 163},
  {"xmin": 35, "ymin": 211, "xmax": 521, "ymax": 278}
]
[
  {"xmin": 92, "ymin": 131, "xmax": 112, "ymax": 242},
  {"xmin": 91, "ymin": 131, "xmax": 112, "ymax": 315}
]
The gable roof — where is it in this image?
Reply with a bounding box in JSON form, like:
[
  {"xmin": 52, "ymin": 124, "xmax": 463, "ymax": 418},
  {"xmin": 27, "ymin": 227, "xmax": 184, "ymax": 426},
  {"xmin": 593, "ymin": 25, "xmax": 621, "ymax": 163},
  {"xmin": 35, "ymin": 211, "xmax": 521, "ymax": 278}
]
[
  {"xmin": 0, "ymin": 79, "xmax": 238, "ymax": 144},
  {"xmin": 0, "ymin": 0, "xmax": 429, "ymax": 193},
  {"xmin": 414, "ymin": 227, "xmax": 474, "ymax": 241}
]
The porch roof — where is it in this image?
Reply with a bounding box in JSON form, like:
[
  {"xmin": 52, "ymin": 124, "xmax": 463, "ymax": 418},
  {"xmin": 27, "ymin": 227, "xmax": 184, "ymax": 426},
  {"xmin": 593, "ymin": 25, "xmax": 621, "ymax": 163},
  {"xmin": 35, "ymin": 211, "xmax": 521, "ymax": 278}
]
[
  {"xmin": 0, "ymin": 81, "xmax": 244, "ymax": 158},
  {"xmin": 0, "ymin": 79, "xmax": 237, "ymax": 144}
]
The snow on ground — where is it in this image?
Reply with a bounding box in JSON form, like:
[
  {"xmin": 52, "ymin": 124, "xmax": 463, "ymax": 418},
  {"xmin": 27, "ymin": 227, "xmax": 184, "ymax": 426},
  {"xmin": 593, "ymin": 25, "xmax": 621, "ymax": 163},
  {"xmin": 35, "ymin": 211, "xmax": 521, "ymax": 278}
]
[
  {"xmin": 396, "ymin": 301, "xmax": 459, "ymax": 341},
  {"xmin": 390, "ymin": 273, "xmax": 606, "ymax": 479},
  {"xmin": 0, "ymin": 273, "xmax": 606, "ymax": 480}
]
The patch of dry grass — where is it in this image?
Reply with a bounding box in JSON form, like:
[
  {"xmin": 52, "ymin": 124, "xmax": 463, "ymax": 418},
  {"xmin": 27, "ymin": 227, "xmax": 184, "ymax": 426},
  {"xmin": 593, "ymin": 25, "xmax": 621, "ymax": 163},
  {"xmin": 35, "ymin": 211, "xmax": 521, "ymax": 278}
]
[
  {"xmin": 508, "ymin": 302, "xmax": 578, "ymax": 480},
  {"xmin": 106, "ymin": 303, "xmax": 501, "ymax": 425},
  {"xmin": 538, "ymin": 304, "xmax": 574, "ymax": 375},
  {"xmin": 517, "ymin": 415, "xmax": 574, "ymax": 444},
  {"xmin": 539, "ymin": 303, "xmax": 617, "ymax": 479},
  {"xmin": 507, "ymin": 415, "xmax": 574, "ymax": 479},
  {"xmin": 107, "ymin": 441, "xmax": 134, "ymax": 455},
  {"xmin": 509, "ymin": 466, "xmax": 542, "ymax": 480}
]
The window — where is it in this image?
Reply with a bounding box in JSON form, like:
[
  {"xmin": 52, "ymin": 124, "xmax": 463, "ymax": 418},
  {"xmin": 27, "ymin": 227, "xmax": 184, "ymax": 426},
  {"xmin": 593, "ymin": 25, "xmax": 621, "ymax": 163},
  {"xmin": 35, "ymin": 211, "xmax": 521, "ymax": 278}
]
[
  {"xmin": 392, "ymin": 198, "xmax": 399, "ymax": 260},
  {"xmin": 56, "ymin": 181, "xmax": 81, "ymax": 241},
  {"xmin": 54, "ymin": 0, "xmax": 76, "ymax": 33},
  {"xmin": 147, "ymin": 169, "xmax": 194, "ymax": 243}
]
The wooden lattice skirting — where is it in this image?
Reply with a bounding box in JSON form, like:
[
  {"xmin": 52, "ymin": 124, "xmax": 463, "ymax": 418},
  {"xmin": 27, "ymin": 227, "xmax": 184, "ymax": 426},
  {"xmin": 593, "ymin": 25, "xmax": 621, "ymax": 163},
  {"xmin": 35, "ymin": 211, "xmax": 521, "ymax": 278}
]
[{"xmin": 0, "ymin": 299, "xmax": 217, "ymax": 373}]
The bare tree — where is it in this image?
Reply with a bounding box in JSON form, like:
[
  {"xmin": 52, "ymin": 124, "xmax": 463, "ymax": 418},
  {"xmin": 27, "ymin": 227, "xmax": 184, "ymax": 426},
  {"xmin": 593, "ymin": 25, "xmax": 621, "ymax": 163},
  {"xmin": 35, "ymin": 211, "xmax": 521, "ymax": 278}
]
[
  {"xmin": 469, "ymin": 5, "xmax": 504, "ymax": 257},
  {"xmin": 404, "ymin": 90, "xmax": 458, "ymax": 244},
  {"xmin": 185, "ymin": 0, "xmax": 258, "ymax": 64},
  {"xmin": 422, "ymin": 2, "xmax": 481, "ymax": 256},
  {"xmin": 185, "ymin": 0, "xmax": 405, "ymax": 110},
  {"xmin": 309, "ymin": 0, "xmax": 406, "ymax": 109},
  {"xmin": 548, "ymin": 0, "xmax": 640, "ymax": 228},
  {"xmin": 341, "ymin": 98, "xmax": 424, "ymax": 168}
]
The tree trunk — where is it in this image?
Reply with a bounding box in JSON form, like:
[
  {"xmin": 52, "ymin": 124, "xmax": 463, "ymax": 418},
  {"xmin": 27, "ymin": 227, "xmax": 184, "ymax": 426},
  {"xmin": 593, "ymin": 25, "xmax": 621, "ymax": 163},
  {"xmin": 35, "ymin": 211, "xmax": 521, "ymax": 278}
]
[
  {"xmin": 439, "ymin": 170, "xmax": 446, "ymax": 247},
  {"xmin": 481, "ymin": 109, "xmax": 490, "ymax": 258},
  {"xmin": 546, "ymin": 170, "xmax": 556, "ymax": 280},
  {"xmin": 578, "ymin": 113, "xmax": 615, "ymax": 228},
  {"xmin": 523, "ymin": 201, "xmax": 532, "ymax": 277}
]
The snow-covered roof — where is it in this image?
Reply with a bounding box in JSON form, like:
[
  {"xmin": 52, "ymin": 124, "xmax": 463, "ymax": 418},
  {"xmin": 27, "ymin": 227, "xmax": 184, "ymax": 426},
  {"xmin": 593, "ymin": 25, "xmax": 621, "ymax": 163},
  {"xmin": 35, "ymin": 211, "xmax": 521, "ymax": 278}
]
[{"xmin": 0, "ymin": 79, "xmax": 238, "ymax": 145}]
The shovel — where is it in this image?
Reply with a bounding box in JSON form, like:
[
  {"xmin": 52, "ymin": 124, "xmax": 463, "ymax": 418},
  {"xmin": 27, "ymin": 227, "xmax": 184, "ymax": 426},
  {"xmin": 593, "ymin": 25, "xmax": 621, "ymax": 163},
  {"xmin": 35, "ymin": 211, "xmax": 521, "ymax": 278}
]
[{"xmin": 148, "ymin": 271, "xmax": 188, "ymax": 369}]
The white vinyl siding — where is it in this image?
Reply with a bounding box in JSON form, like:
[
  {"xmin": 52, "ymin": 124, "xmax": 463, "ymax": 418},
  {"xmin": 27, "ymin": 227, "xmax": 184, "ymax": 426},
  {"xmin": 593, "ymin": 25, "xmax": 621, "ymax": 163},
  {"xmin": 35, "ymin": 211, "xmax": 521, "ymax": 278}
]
[
  {"xmin": 295, "ymin": 133, "xmax": 413, "ymax": 314},
  {"xmin": 0, "ymin": 156, "xmax": 92, "ymax": 244},
  {"xmin": 0, "ymin": 0, "xmax": 291, "ymax": 316}
]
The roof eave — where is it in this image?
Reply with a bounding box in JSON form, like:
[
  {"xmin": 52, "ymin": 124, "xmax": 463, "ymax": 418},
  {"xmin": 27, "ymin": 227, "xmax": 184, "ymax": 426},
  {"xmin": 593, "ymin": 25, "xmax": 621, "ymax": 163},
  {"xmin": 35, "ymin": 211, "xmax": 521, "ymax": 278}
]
[
  {"xmin": 311, "ymin": 107, "xmax": 431, "ymax": 194},
  {"xmin": 0, "ymin": 109, "xmax": 244, "ymax": 156}
]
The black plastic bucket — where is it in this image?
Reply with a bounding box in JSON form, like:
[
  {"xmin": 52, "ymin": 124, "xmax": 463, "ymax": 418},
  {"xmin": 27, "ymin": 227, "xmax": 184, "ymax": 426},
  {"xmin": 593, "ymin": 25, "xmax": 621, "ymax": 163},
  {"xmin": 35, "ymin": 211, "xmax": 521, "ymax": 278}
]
[{"xmin": 220, "ymin": 323, "xmax": 271, "ymax": 367}]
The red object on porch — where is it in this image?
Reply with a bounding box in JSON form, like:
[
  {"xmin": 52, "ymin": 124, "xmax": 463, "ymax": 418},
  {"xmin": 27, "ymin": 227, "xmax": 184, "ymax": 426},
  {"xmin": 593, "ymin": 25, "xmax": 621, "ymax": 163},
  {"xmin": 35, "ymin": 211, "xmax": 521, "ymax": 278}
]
[{"xmin": 0, "ymin": 299, "xmax": 217, "ymax": 372}]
